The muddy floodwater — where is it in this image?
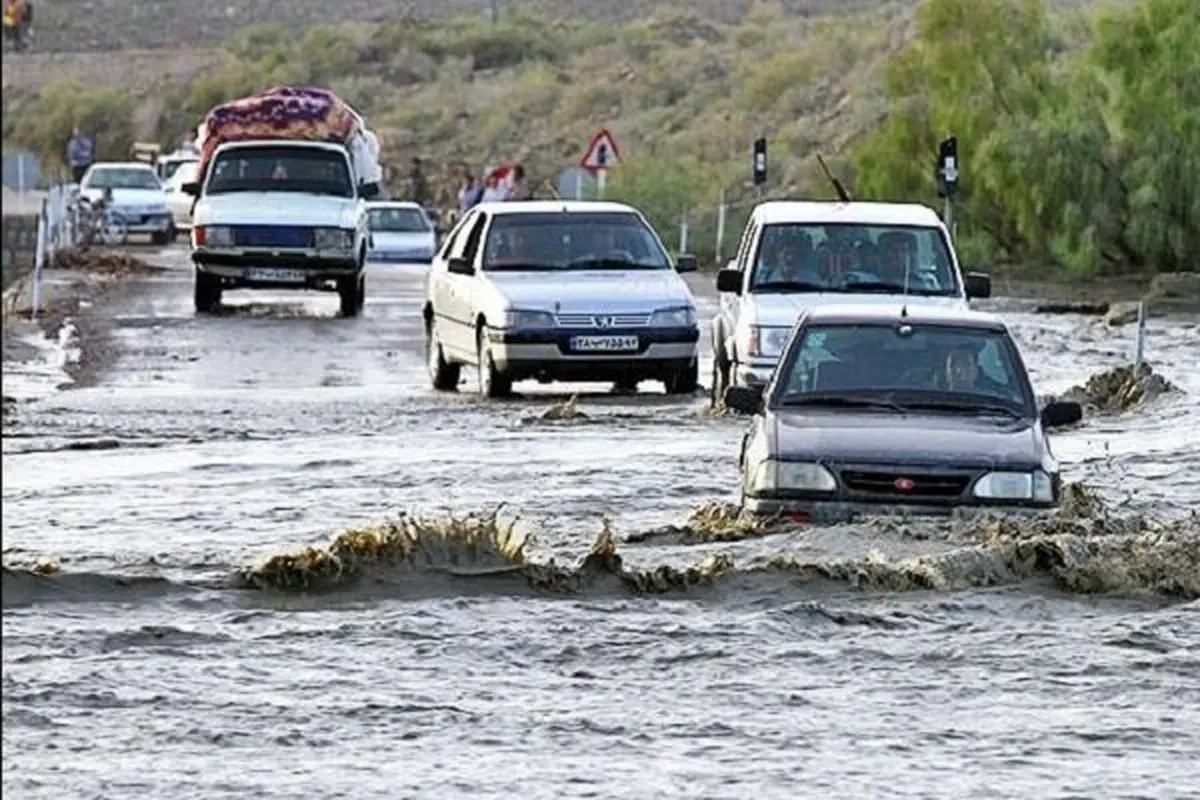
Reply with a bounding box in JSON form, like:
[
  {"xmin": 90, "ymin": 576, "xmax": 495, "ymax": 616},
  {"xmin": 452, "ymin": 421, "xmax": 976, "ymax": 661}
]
[{"xmin": 3, "ymin": 248, "xmax": 1198, "ymax": 799}]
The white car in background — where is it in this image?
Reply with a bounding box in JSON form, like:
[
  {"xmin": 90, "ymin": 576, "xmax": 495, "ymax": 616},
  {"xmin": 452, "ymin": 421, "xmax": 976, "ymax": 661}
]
[
  {"xmin": 79, "ymin": 162, "xmax": 175, "ymax": 245},
  {"xmin": 366, "ymin": 201, "xmax": 438, "ymax": 263},
  {"xmin": 710, "ymin": 201, "xmax": 993, "ymax": 406},
  {"xmin": 163, "ymin": 160, "xmax": 200, "ymax": 238}
]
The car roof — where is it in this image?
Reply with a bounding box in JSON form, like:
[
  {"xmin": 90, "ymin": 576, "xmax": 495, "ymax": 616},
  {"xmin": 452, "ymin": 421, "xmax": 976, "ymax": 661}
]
[
  {"xmin": 754, "ymin": 201, "xmax": 944, "ymax": 227},
  {"xmin": 87, "ymin": 162, "xmax": 157, "ymax": 171},
  {"xmin": 367, "ymin": 200, "xmax": 424, "ymax": 210},
  {"xmin": 475, "ymin": 200, "xmax": 641, "ymax": 215},
  {"xmin": 213, "ymin": 140, "xmax": 347, "ymax": 154},
  {"xmin": 800, "ymin": 303, "xmax": 1008, "ymax": 331}
]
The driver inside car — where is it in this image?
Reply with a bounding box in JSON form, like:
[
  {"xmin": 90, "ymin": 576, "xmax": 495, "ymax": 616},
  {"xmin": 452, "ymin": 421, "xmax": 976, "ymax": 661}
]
[{"xmin": 944, "ymin": 345, "xmax": 1011, "ymax": 397}]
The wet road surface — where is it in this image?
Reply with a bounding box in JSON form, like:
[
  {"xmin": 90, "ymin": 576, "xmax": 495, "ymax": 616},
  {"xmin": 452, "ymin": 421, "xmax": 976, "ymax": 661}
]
[{"xmin": 3, "ymin": 246, "xmax": 1198, "ymax": 799}]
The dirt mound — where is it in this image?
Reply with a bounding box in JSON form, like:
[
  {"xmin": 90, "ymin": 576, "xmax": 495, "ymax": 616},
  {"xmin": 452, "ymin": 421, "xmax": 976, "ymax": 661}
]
[{"xmin": 50, "ymin": 248, "xmax": 160, "ymax": 276}]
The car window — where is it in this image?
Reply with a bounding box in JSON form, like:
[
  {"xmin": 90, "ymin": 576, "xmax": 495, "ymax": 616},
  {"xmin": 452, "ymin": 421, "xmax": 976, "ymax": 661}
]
[
  {"xmin": 481, "ymin": 212, "xmax": 671, "ymax": 271},
  {"xmin": 776, "ymin": 323, "xmax": 1032, "ymax": 411},
  {"xmin": 170, "ymin": 162, "xmax": 198, "ymax": 188},
  {"xmin": 206, "ymin": 146, "xmax": 353, "ymax": 198},
  {"xmin": 749, "ymin": 223, "xmax": 960, "ymax": 296},
  {"xmin": 369, "ymin": 207, "xmax": 431, "ymax": 233},
  {"xmin": 86, "ymin": 168, "xmax": 161, "ymax": 190},
  {"xmin": 458, "ymin": 213, "xmax": 489, "ymax": 265}
]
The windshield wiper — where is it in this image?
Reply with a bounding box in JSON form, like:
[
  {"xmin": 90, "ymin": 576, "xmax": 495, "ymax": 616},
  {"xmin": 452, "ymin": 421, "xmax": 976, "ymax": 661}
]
[
  {"xmin": 839, "ymin": 280, "xmax": 944, "ymax": 296},
  {"xmin": 899, "ymin": 399, "xmax": 1023, "ymax": 418},
  {"xmin": 565, "ymin": 258, "xmax": 660, "ymax": 270},
  {"xmin": 753, "ymin": 280, "xmax": 828, "ymax": 293},
  {"xmin": 778, "ymin": 394, "xmax": 907, "ymax": 413}
]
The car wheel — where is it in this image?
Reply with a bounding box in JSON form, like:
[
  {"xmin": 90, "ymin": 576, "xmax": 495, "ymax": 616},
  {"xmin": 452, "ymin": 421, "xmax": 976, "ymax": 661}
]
[
  {"xmin": 426, "ymin": 319, "xmax": 461, "ymax": 391},
  {"xmin": 193, "ymin": 270, "xmax": 221, "ymax": 313},
  {"xmin": 339, "ymin": 275, "xmax": 363, "ymax": 317},
  {"xmin": 664, "ymin": 359, "xmax": 699, "ymax": 395},
  {"xmin": 477, "ymin": 329, "xmax": 512, "ymax": 399}
]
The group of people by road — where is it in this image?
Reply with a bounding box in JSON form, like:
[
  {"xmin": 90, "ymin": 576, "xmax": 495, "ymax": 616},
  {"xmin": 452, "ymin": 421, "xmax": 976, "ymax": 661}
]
[{"xmin": 397, "ymin": 157, "xmax": 537, "ymax": 231}]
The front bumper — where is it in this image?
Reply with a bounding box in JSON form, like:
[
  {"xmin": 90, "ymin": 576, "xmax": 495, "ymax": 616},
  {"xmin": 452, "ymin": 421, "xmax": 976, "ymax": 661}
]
[
  {"xmin": 115, "ymin": 212, "xmax": 173, "ymax": 234},
  {"xmin": 193, "ymin": 247, "xmax": 360, "ymax": 290},
  {"xmin": 485, "ymin": 325, "xmax": 700, "ymax": 382},
  {"xmin": 742, "ymin": 495, "xmax": 1057, "ymax": 523},
  {"xmin": 733, "ymin": 358, "xmax": 779, "ymax": 387}
]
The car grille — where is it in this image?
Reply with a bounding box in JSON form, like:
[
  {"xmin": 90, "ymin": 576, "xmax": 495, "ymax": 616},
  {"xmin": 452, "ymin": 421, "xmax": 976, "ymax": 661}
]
[
  {"xmin": 232, "ymin": 225, "xmax": 313, "ymax": 248},
  {"xmin": 554, "ymin": 313, "xmax": 651, "ymax": 328},
  {"xmin": 839, "ymin": 469, "xmax": 972, "ymax": 498}
]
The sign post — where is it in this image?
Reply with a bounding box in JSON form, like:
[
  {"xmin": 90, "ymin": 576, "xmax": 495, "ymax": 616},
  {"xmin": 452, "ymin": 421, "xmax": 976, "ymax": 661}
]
[
  {"xmin": 580, "ymin": 128, "xmax": 622, "ymax": 200},
  {"xmin": 936, "ymin": 136, "xmax": 959, "ymax": 238},
  {"xmin": 752, "ymin": 137, "xmax": 767, "ymax": 201}
]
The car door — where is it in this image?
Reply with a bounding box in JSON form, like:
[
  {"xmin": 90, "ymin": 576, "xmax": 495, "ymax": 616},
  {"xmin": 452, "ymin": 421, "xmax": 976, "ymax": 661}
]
[
  {"xmin": 166, "ymin": 162, "xmax": 198, "ymax": 226},
  {"xmin": 725, "ymin": 219, "xmax": 760, "ymax": 363},
  {"xmin": 440, "ymin": 211, "xmax": 490, "ymax": 361},
  {"xmin": 428, "ymin": 209, "xmax": 475, "ymax": 348}
]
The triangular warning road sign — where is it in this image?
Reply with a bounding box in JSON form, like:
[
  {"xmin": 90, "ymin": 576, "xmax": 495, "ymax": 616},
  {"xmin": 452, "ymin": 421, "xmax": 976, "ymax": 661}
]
[{"xmin": 580, "ymin": 128, "xmax": 621, "ymax": 172}]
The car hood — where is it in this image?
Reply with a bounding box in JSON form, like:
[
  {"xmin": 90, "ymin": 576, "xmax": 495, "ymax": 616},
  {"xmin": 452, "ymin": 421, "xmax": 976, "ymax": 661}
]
[
  {"xmin": 485, "ymin": 270, "xmax": 693, "ymax": 313},
  {"xmin": 749, "ymin": 292, "xmax": 967, "ymax": 327},
  {"xmin": 84, "ymin": 188, "xmax": 168, "ymax": 209},
  {"xmin": 194, "ymin": 192, "xmax": 359, "ymax": 228},
  {"xmin": 770, "ymin": 410, "xmax": 1044, "ymax": 469},
  {"xmin": 370, "ymin": 231, "xmax": 435, "ymax": 251}
]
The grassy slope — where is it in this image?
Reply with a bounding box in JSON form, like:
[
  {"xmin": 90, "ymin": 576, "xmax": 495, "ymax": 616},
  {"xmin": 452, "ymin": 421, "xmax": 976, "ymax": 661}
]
[{"xmin": 3, "ymin": 0, "xmax": 1111, "ymax": 258}]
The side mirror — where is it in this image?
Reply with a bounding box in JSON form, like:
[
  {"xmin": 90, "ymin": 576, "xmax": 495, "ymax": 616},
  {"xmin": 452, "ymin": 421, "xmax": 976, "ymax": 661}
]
[
  {"xmin": 716, "ymin": 268, "xmax": 743, "ymax": 294},
  {"xmin": 357, "ymin": 182, "xmax": 381, "ymax": 199},
  {"xmin": 675, "ymin": 254, "xmax": 698, "ymax": 273},
  {"xmin": 724, "ymin": 385, "xmax": 763, "ymax": 414},
  {"xmin": 447, "ymin": 257, "xmax": 474, "ymax": 276},
  {"xmin": 965, "ymin": 271, "xmax": 992, "ymax": 299},
  {"xmin": 181, "ymin": 182, "xmax": 200, "ymax": 196},
  {"xmin": 1040, "ymin": 400, "xmax": 1082, "ymax": 429}
]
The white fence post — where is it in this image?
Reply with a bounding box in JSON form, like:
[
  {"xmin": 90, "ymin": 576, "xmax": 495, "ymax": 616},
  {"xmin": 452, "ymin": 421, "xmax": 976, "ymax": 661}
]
[
  {"xmin": 715, "ymin": 190, "xmax": 727, "ymax": 263},
  {"xmin": 31, "ymin": 202, "xmax": 46, "ymax": 318},
  {"xmin": 678, "ymin": 211, "xmax": 690, "ymax": 255},
  {"xmin": 1133, "ymin": 301, "xmax": 1147, "ymax": 371}
]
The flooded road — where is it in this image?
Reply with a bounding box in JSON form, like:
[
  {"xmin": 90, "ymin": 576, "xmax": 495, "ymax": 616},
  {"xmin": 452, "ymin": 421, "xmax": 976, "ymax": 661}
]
[{"xmin": 3, "ymin": 247, "xmax": 1198, "ymax": 799}]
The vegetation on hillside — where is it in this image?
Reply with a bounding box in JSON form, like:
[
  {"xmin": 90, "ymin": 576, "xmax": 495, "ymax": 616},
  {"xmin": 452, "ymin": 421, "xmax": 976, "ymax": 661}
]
[
  {"xmin": 3, "ymin": 0, "xmax": 1194, "ymax": 276},
  {"xmin": 854, "ymin": 0, "xmax": 1198, "ymax": 276}
]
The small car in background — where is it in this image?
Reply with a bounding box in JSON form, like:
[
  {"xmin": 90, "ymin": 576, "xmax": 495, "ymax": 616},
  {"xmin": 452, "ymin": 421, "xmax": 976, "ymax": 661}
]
[
  {"xmin": 366, "ymin": 201, "xmax": 438, "ymax": 263},
  {"xmin": 163, "ymin": 160, "xmax": 200, "ymax": 238},
  {"xmin": 727, "ymin": 303, "xmax": 1082, "ymax": 521},
  {"xmin": 423, "ymin": 200, "xmax": 701, "ymax": 398},
  {"xmin": 79, "ymin": 162, "xmax": 175, "ymax": 245}
]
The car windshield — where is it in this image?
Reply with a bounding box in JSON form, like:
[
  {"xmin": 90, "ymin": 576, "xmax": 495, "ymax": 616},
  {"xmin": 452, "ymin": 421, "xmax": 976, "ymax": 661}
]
[
  {"xmin": 205, "ymin": 146, "xmax": 353, "ymax": 198},
  {"xmin": 86, "ymin": 168, "xmax": 161, "ymax": 191},
  {"xmin": 774, "ymin": 323, "xmax": 1034, "ymax": 415},
  {"xmin": 750, "ymin": 223, "xmax": 960, "ymax": 296},
  {"xmin": 369, "ymin": 207, "xmax": 431, "ymax": 233},
  {"xmin": 161, "ymin": 160, "xmax": 196, "ymax": 181},
  {"xmin": 482, "ymin": 212, "xmax": 672, "ymax": 271}
]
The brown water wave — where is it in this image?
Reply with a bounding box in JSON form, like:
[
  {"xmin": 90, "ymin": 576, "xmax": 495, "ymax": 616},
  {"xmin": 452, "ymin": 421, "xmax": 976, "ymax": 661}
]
[{"xmin": 5, "ymin": 488, "xmax": 1196, "ymax": 609}]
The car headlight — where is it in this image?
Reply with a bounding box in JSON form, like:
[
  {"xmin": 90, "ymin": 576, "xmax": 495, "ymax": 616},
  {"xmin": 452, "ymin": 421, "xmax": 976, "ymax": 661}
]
[
  {"xmin": 748, "ymin": 325, "xmax": 791, "ymax": 358},
  {"xmin": 649, "ymin": 306, "xmax": 697, "ymax": 327},
  {"xmin": 973, "ymin": 470, "xmax": 1054, "ymax": 502},
  {"xmin": 202, "ymin": 225, "xmax": 233, "ymax": 247},
  {"xmin": 504, "ymin": 309, "xmax": 555, "ymax": 329},
  {"xmin": 314, "ymin": 227, "xmax": 355, "ymax": 250},
  {"xmin": 749, "ymin": 459, "xmax": 838, "ymax": 493}
]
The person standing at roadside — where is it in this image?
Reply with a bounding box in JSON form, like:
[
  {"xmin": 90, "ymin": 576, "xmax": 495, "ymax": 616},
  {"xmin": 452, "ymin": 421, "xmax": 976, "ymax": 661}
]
[
  {"xmin": 507, "ymin": 163, "xmax": 533, "ymax": 201},
  {"xmin": 66, "ymin": 126, "xmax": 95, "ymax": 184},
  {"xmin": 458, "ymin": 168, "xmax": 484, "ymax": 212},
  {"xmin": 406, "ymin": 156, "xmax": 429, "ymax": 207}
]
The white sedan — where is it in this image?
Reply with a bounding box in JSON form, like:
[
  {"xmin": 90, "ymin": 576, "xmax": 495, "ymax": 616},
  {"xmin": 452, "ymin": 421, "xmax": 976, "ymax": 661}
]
[
  {"xmin": 80, "ymin": 162, "xmax": 175, "ymax": 245},
  {"xmin": 163, "ymin": 159, "xmax": 200, "ymax": 237},
  {"xmin": 366, "ymin": 201, "xmax": 438, "ymax": 263}
]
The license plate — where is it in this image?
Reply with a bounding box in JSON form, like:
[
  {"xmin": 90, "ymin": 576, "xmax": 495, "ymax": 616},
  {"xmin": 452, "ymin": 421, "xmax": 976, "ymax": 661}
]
[
  {"xmin": 569, "ymin": 335, "xmax": 639, "ymax": 352},
  {"xmin": 245, "ymin": 268, "xmax": 306, "ymax": 283}
]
